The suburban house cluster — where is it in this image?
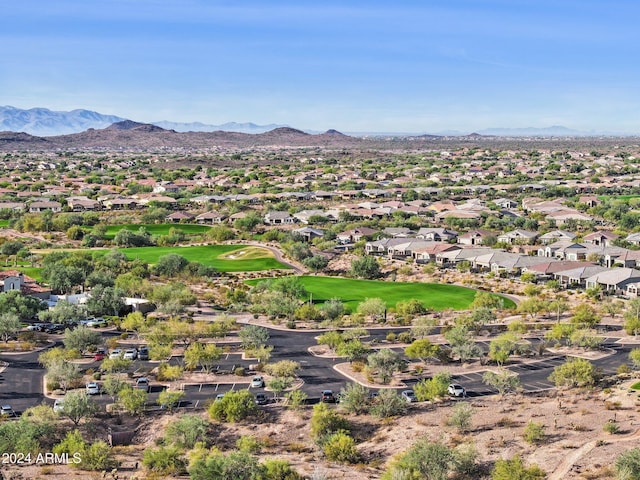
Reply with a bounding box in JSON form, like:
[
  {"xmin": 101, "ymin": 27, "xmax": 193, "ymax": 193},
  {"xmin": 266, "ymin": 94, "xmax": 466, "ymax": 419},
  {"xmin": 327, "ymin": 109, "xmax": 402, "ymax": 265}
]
[{"xmin": 364, "ymin": 227, "xmax": 640, "ymax": 297}]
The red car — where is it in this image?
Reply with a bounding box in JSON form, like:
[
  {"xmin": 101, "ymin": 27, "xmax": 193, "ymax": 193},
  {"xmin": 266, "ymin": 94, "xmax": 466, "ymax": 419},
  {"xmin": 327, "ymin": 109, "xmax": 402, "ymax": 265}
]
[{"xmin": 93, "ymin": 350, "xmax": 107, "ymax": 361}]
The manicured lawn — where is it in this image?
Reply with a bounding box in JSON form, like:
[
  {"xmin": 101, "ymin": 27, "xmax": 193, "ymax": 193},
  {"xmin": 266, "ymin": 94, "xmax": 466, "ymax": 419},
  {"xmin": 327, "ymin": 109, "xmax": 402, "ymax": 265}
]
[
  {"xmin": 115, "ymin": 244, "xmax": 289, "ymax": 272},
  {"xmin": 101, "ymin": 223, "xmax": 211, "ymax": 239},
  {"xmin": 598, "ymin": 195, "xmax": 640, "ymax": 202},
  {"xmin": 631, "ymin": 382, "xmax": 640, "ymax": 390},
  {"xmin": 0, "ymin": 220, "xmax": 9, "ymax": 227},
  {"xmin": 247, "ymin": 276, "xmax": 515, "ymax": 311},
  {"xmin": 17, "ymin": 267, "xmax": 43, "ymax": 282}
]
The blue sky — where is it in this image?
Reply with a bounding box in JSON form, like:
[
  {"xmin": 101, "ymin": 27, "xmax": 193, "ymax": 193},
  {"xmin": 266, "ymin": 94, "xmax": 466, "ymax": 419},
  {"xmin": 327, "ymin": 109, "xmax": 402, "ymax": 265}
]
[{"xmin": 2, "ymin": 0, "xmax": 640, "ymax": 133}]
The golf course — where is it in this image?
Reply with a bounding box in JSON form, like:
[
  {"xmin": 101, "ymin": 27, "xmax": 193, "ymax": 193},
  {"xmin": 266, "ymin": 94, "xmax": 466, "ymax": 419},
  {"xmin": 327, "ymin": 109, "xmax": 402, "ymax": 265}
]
[
  {"xmin": 100, "ymin": 223, "xmax": 211, "ymax": 239},
  {"xmin": 116, "ymin": 244, "xmax": 290, "ymax": 272},
  {"xmin": 248, "ymin": 275, "xmax": 515, "ymax": 311}
]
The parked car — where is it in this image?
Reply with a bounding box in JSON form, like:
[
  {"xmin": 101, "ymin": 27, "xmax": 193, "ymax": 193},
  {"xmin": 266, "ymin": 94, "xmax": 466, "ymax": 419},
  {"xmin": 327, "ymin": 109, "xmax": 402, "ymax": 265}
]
[
  {"xmin": 93, "ymin": 349, "xmax": 107, "ymax": 361},
  {"xmin": 251, "ymin": 376, "xmax": 265, "ymax": 388},
  {"xmin": 0, "ymin": 405, "xmax": 15, "ymax": 417},
  {"xmin": 448, "ymin": 384, "xmax": 466, "ymax": 397},
  {"xmin": 135, "ymin": 377, "xmax": 150, "ymax": 392},
  {"xmin": 109, "ymin": 348, "xmax": 123, "ymax": 359},
  {"xmin": 85, "ymin": 382, "xmax": 100, "ymax": 395},
  {"xmin": 137, "ymin": 346, "xmax": 149, "ymax": 360},
  {"xmin": 401, "ymin": 390, "xmax": 417, "ymax": 403},
  {"xmin": 44, "ymin": 323, "xmax": 65, "ymax": 334},
  {"xmin": 215, "ymin": 393, "xmax": 225, "ymax": 401},
  {"xmin": 321, "ymin": 390, "xmax": 336, "ymax": 403},
  {"xmin": 86, "ymin": 317, "xmax": 107, "ymax": 328},
  {"xmin": 53, "ymin": 400, "xmax": 64, "ymax": 413},
  {"xmin": 123, "ymin": 348, "xmax": 138, "ymax": 360},
  {"xmin": 255, "ymin": 393, "xmax": 268, "ymax": 405}
]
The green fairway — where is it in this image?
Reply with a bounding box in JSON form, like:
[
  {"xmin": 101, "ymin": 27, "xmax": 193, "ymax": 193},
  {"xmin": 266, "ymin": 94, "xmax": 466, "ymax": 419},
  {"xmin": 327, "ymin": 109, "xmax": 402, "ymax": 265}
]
[
  {"xmin": 101, "ymin": 223, "xmax": 211, "ymax": 239},
  {"xmin": 247, "ymin": 276, "xmax": 515, "ymax": 311},
  {"xmin": 18, "ymin": 267, "xmax": 43, "ymax": 282},
  {"xmin": 116, "ymin": 244, "xmax": 289, "ymax": 272},
  {"xmin": 0, "ymin": 220, "xmax": 9, "ymax": 227},
  {"xmin": 597, "ymin": 195, "xmax": 640, "ymax": 202}
]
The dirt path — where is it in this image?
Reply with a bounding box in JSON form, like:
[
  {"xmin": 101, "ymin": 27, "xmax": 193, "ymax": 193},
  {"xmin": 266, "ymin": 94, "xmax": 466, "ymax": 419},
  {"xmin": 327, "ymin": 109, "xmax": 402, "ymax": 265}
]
[{"xmin": 548, "ymin": 426, "xmax": 640, "ymax": 479}]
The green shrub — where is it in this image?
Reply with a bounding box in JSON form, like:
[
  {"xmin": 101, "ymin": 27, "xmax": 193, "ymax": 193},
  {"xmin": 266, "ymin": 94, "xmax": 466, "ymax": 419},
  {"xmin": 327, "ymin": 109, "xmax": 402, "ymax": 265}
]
[
  {"xmin": 604, "ymin": 420, "xmax": 620, "ymax": 434},
  {"xmin": 310, "ymin": 402, "xmax": 350, "ymax": 445},
  {"xmin": 261, "ymin": 459, "xmax": 301, "ymax": 480},
  {"xmin": 323, "ymin": 431, "xmax": 358, "ymax": 463},
  {"xmin": 523, "ymin": 421, "xmax": 546, "ymax": 445},
  {"xmin": 80, "ymin": 441, "xmax": 118, "ymax": 471},
  {"xmin": 142, "ymin": 445, "xmax": 186, "ymax": 475},
  {"xmin": 165, "ymin": 414, "xmax": 209, "ymax": 449},
  {"xmin": 208, "ymin": 390, "xmax": 257, "ymax": 423},
  {"xmin": 236, "ymin": 435, "xmax": 263, "ymax": 453},
  {"xmin": 616, "ymin": 448, "xmax": 640, "ymax": 480},
  {"xmin": 157, "ymin": 362, "xmax": 184, "ymax": 381},
  {"xmin": 446, "ymin": 403, "xmax": 473, "ymax": 433},
  {"xmin": 491, "ymin": 455, "xmax": 545, "ymax": 480}
]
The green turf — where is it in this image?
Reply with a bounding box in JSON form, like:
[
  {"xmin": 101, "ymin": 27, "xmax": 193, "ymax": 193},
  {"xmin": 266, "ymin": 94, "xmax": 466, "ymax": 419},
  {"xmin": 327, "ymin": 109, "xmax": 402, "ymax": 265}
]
[
  {"xmin": 114, "ymin": 244, "xmax": 289, "ymax": 272},
  {"xmin": 0, "ymin": 220, "xmax": 9, "ymax": 227},
  {"xmin": 597, "ymin": 195, "xmax": 640, "ymax": 202},
  {"xmin": 631, "ymin": 382, "xmax": 640, "ymax": 390},
  {"xmin": 101, "ymin": 223, "xmax": 211, "ymax": 239},
  {"xmin": 246, "ymin": 275, "xmax": 515, "ymax": 311},
  {"xmin": 17, "ymin": 267, "xmax": 43, "ymax": 282}
]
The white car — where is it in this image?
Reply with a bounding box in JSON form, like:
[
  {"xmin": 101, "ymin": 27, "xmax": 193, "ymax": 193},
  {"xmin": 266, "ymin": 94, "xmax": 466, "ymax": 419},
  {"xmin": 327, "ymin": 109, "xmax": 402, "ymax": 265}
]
[
  {"xmin": 250, "ymin": 376, "xmax": 265, "ymax": 388},
  {"xmin": 448, "ymin": 384, "xmax": 466, "ymax": 397},
  {"xmin": 86, "ymin": 382, "xmax": 100, "ymax": 395},
  {"xmin": 135, "ymin": 377, "xmax": 150, "ymax": 392},
  {"xmin": 123, "ymin": 349, "xmax": 137, "ymax": 360},
  {"xmin": 86, "ymin": 317, "xmax": 107, "ymax": 328},
  {"xmin": 109, "ymin": 349, "xmax": 123, "ymax": 359},
  {"xmin": 401, "ymin": 390, "xmax": 417, "ymax": 403},
  {"xmin": 0, "ymin": 405, "xmax": 15, "ymax": 417},
  {"xmin": 53, "ymin": 399, "xmax": 64, "ymax": 413}
]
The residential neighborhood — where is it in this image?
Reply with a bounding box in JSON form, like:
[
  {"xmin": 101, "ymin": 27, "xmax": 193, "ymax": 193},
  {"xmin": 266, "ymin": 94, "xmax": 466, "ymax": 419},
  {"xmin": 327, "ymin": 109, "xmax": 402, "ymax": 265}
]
[{"xmin": 3, "ymin": 138, "xmax": 640, "ymax": 479}]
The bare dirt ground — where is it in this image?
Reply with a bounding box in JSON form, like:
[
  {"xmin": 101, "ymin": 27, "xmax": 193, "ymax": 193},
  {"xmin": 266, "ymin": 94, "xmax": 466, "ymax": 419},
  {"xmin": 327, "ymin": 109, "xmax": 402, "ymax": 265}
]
[{"xmin": 6, "ymin": 355, "xmax": 640, "ymax": 480}]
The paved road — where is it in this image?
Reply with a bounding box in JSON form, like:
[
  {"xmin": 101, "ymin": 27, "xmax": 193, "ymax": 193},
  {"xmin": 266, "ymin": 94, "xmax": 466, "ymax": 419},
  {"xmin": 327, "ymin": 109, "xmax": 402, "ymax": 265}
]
[
  {"xmin": 0, "ymin": 327, "xmax": 636, "ymax": 413},
  {"xmin": 0, "ymin": 349, "xmax": 48, "ymax": 415}
]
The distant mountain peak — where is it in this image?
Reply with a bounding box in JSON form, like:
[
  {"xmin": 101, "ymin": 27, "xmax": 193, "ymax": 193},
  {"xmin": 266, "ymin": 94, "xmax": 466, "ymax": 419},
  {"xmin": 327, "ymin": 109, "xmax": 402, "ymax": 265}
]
[
  {"xmin": 324, "ymin": 129, "xmax": 345, "ymax": 135},
  {"xmin": 107, "ymin": 120, "xmax": 167, "ymax": 132},
  {"xmin": 265, "ymin": 127, "xmax": 308, "ymax": 135},
  {"xmin": 152, "ymin": 119, "xmax": 288, "ymax": 133},
  {"xmin": 0, "ymin": 106, "xmax": 126, "ymax": 136}
]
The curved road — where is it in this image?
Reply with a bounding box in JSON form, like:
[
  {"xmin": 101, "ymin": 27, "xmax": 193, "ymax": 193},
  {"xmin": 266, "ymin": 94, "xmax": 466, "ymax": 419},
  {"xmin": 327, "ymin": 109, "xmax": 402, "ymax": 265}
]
[{"xmin": 0, "ymin": 325, "xmax": 634, "ymax": 413}]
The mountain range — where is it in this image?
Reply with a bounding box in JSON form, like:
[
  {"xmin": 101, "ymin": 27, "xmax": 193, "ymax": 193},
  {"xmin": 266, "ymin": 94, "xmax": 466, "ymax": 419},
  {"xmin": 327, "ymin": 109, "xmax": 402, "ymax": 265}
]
[
  {"xmin": 0, "ymin": 106, "xmax": 125, "ymax": 136},
  {"xmin": 0, "ymin": 105, "xmax": 633, "ymax": 138},
  {"xmin": 0, "ymin": 106, "xmax": 287, "ymax": 136}
]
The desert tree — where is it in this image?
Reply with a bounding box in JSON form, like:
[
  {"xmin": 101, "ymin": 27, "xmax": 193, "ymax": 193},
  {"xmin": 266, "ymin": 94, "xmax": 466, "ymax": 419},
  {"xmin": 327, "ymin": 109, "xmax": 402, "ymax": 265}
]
[
  {"xmin": 549, "ymin": 357, "xmax": 600, "ymax": 388},
  {"xmin": 482, "ymin": 370, "xmax": 521, "ymax": 396},
  {"xmin": 0, "ymin": 312, "xmax": 21, "ymax": 343},
  {"xmin": 339, "ymin": 382, "xmax": 370, "ymax": 415},
  {"xmin": 57, "ymin": 390, "xmax": 98, "ymax": 426},
  {"xmin": 367, "ymin": 348, "xmax": 405, "ymax": 384}
]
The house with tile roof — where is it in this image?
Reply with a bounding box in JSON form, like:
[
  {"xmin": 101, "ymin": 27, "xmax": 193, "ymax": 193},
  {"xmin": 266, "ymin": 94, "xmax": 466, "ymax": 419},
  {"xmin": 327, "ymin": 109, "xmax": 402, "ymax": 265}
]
[{"xmin": 0, "ymin": 271, "xmax": 50, "ymax": 300}]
